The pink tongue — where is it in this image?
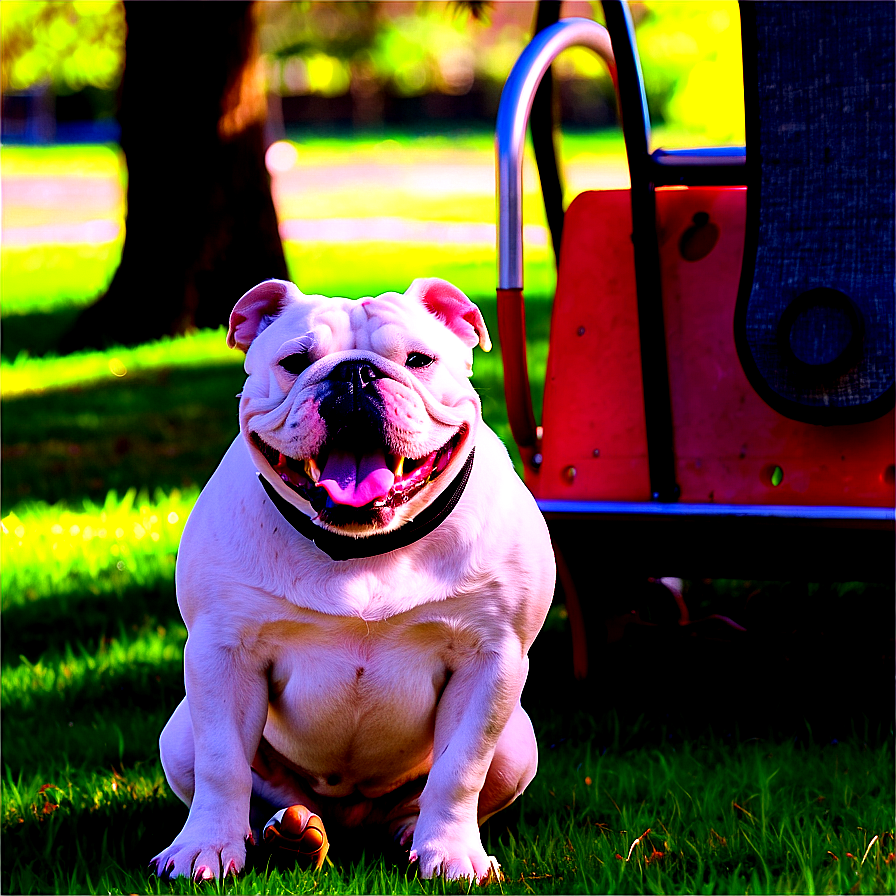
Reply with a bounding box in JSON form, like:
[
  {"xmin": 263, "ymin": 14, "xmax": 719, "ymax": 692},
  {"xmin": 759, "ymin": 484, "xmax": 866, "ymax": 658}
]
[{"xmin": 318, "ymin": 448, "xmax": 396, "ymax": 508}]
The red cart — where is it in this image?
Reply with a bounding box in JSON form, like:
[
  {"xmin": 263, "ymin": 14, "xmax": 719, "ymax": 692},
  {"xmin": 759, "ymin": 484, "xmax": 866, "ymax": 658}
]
[{"xmin": 494, "ymin": 3, "xmax": 895, "ymax": 677}]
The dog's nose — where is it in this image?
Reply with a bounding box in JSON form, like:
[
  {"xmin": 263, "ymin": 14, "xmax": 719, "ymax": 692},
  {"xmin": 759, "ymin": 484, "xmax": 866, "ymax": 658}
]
[{"xmin": 331, "ymin": 359, "xmax": 383, "ymax": 391}]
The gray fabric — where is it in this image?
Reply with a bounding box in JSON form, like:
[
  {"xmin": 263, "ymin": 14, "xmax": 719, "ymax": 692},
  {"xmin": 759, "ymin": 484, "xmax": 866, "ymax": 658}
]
[{"xmin": 739, "ymin": 1, "xmax": 894, "ymax": 416}]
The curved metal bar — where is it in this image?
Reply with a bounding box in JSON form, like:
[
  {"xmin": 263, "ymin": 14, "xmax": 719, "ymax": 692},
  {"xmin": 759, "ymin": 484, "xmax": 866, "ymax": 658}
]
[
  {"xmin": 530, "ymin": 1, "xmax": 566, "ymax": 267},
  {"xmin": 496, "ymin": 18, "xmax": 614, "ymax": 290}
]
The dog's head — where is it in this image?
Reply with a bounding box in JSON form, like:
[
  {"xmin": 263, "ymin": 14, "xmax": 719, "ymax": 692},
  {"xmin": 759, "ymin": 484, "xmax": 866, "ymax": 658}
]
[{"xmin": 228, "ymin": 278, "xmax": 491, "ymax": 537}]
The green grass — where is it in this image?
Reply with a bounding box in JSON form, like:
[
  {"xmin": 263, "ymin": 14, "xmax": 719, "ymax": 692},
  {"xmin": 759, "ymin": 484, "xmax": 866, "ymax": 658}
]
[
  {"xmin": 1, "ymin": 242, "xmax": 124, "ymax": 318},
  {"xmin": 2, "ymin": 139, "xmax": 893, "ymax": 894},
  {"xmin": 1, "ymin": 237, "xmax": 554, "ymax": 507},
  {"xmin": 1, "ymin": 241, "xmax": 555, "ymax": 390},
  {"xmin": 3, "ymin": 508, "xmax": 895, "ymax": 894},
  {"xmin": 0, "ymin": 286, "xmax": 550, "ymax": 507}
]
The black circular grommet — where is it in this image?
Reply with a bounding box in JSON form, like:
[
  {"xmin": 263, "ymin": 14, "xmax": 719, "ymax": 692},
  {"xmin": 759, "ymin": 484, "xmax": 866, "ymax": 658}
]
[{"xmin": 776, "ymin": 287, "xmax": 864, "ymax": 376}]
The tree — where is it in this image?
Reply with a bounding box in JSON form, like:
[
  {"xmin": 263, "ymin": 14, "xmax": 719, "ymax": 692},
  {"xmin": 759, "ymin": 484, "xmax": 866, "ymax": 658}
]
[{"xmin": 62, "ymin": 1, "xmax": 288, "ymax": 351}]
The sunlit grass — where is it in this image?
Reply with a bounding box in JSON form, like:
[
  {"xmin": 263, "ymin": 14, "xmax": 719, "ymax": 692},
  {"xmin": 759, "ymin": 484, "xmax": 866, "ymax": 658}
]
[
  {"xmin": 0, "ymin": 242, "xmax": 123, "ymax": 316},
  {"xmin": 0, "ymin": 235, "xmax": 554, "ymax": 323},
  {"xmin": 2, "ymin": 329, "xmax": 237, "ymax": 397},
  {"xmin": 1, "ymin": 487, "xmax": 194, "ymax": 607},
  {"xmin": 1, "ymin": 128, "xmax": 597, "ymax": 321},
  {"xmin": 3, "ymin": 491, "xmax": 894, "ymax": 894},
  {"xmin": 2, "ymin": 239, "xmax": 555, "ymax": 397},
  {"xmin": 2, "ymin": 136, "xmax": 892, "ymax": 895},
  {"xmin": 280, "ymin": 239, "xmax": 556, "ymax": 315}
]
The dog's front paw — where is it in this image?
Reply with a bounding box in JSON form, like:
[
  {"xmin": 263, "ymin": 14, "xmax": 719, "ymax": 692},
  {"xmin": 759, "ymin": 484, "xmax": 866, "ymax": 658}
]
[
  {"xmin": 263, "ymin": 805, "xmax": 329, "ymax": 869},
  {"xmin": 150, "ymin": 836, "xmax": 247, "ymax": 881},
  {"xmin": 409, "ymin": 835, "xmax": 502, "ymax": 884}
]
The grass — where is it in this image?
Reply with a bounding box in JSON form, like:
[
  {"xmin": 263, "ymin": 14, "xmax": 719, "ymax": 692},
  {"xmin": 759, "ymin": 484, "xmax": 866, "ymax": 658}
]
[
  {"xmin": 1, "ymin": 241, "xmax": 556, "ymax": 376},
  {"xmin": 0, "ymin": 285, "xmax": 550, "ymax": 507},
  {"xmin": 2, "ymin": 138, "xmax": 894, "ymax": 894},
  {"xmin": 3, "ymin": 525, "xmax": 894, "ymax": 895},
  {"xmin": 1, "ymin": 235, "xmax": 554, "ymax": 507}
]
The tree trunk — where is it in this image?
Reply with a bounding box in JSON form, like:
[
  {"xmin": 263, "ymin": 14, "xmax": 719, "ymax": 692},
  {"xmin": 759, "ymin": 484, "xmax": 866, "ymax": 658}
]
[{"xmin": 63, "ymin": 0, "xmax": 288, "ymax": 351}]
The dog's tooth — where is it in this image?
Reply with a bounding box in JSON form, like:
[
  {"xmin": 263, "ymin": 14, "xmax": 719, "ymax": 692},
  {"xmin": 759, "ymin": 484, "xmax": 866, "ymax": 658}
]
[
  {"xmin": 305, "ymin": 457, "xmax": 321, "ymax": 483},
  {"xmin": 394, "ymin": 456, "xmax": 405, "ymax": 478}
]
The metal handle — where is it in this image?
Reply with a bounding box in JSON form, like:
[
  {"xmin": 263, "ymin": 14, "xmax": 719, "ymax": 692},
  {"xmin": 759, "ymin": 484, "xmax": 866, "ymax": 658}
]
[
  {"xmin": 495, "ymin": 17, "xmax": 615, "ymax": 464},
  {"xmin": 496, "ymin": 17, "xmax": 615, "ymax": 291}
]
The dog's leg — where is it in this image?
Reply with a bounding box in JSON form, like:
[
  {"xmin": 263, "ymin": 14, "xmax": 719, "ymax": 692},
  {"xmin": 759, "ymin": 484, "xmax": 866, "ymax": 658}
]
[
  {"xmin": 477, "ymin": 701, "xmax": 538, "ymax": 824},
  {"xmin": 159, "ymin": 698, "xmax": 196, "ymax": 805},
  {"xmin": 409, "ymin": 650, "xmax": 530, "ymax": 882},
  {"xmin": 386, "ymin": 702, "xmax": 535, "ymax": 856},
  {"xmin": 151, "ymin": 627, "xmax": 269, "ymax": 881}
]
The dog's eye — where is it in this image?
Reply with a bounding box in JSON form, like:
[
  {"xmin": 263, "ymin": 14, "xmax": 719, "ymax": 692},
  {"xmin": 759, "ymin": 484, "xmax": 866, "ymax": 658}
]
[
  {"xmin": 278, "ymin": 352, "xmax": 311, "ymax": 376},
  {"xmin": 405, "ymin": 352, "xmax": 435, "ymax": 369}
]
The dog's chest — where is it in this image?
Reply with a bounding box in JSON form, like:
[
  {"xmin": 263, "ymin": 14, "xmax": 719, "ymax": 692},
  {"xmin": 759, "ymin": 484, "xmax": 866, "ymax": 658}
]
[{"xmin": 261, "ymin": 609, "xmax": 476, "ymax": 779}]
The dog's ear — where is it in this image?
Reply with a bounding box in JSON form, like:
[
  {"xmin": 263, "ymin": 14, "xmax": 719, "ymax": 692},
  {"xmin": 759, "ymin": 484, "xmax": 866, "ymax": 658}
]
[
  {"xmin": 227, "ymin": 280, "xmax": 300, "ymax": 352},
  {"xmin": 410, "ymin": 278, "xmax": 492, "ymax": 352}
]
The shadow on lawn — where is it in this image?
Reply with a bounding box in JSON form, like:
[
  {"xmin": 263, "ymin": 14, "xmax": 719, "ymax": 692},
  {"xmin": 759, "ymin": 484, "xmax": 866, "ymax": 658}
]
[
  {"xmin": 2, "ymin": 308, "xmax": 85, "ymax": 362},
  {"xmin": 2, "ymin": 363, "xmax": 246, "ymax": 509},
  {"xmin": 2, "ymin": 576, "xmax": 183, "ymax": 662},
  {"xmin": 2, "ymin": 639, "xmax": 186, "ymax": 763},
  {"xmin": 525, "ymin": 578, "xmax": 895, "ymax": 746},
  {"xmin": 0, "ymin": 296, "xmax": 525, "ymax": 511}
]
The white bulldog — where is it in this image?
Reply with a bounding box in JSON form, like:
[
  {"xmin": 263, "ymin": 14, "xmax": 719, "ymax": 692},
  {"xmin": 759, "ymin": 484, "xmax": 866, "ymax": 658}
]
[{"xmin": 151, "ymin": 278, "xmax": 555, "ymax": 883}]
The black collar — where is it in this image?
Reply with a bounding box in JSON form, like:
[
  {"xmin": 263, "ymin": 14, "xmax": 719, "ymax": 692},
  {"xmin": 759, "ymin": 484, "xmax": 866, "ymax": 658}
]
[{"xmin": 257, "ymin": 449, "xmax": 475, "ymax": 561}]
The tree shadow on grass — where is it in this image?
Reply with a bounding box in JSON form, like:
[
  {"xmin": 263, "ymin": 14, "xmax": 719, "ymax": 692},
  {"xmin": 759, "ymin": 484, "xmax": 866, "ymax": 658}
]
[
  {"xmin": 2, "ymin": 362, "xmax": 246, "ymax": 510},
  {"xmin": 2, "ymin": 646, "xmax": 186, "ymax": 770},
  {"xmin": 2, "ymin": 579, "xmax": 184, "ymax": 664},
  {"xmin": 2, "ymin": 308, "xmax": 85, "ymax": 361},
  {"xmin": 0, "ymin": 294, "xmax": 541, "ymax": 511}
]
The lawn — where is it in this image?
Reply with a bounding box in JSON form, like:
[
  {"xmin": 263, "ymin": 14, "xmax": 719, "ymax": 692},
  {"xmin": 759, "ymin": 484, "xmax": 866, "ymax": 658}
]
[{"xmin": 2, "ymin": 136, "xmax": 894, "ymax": 895}]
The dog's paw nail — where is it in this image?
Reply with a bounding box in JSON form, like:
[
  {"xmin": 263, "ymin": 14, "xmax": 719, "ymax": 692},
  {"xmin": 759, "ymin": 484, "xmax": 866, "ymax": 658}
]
[
  {"xmin": 155, "ymin": 858, "xmax": 175, "ymax": 880},
  {"xmin": 194, "ymin": 865, "xmax": 215, "ymax": 881},
  {"xmin": 408, "ymin": 849, "xmax": 418, "ymax": 864}
]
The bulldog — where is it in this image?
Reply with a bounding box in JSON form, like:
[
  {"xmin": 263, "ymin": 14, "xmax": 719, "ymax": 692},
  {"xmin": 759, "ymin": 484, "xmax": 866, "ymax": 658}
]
[{"xmin": 151, "ymin": 277, "xmax": 555, "ymax": 883}]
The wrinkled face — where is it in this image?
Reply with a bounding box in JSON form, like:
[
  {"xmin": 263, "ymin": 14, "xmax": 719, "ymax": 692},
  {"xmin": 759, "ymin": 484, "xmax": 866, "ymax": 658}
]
[{"xmin": 229, "ymin": 279, "xmax": 491, "ymax": 536}]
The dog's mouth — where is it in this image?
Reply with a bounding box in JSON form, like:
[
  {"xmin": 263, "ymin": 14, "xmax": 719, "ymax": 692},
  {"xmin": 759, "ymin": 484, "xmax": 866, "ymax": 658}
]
[{"xmin": 250, "ymin": 429, "xmax": 464, "ymax": 521}]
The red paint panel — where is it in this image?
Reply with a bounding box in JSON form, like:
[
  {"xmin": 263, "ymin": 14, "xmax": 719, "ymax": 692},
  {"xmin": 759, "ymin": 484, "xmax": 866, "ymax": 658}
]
[
  {"xmin": 527, "ymin": 186, "xmax": 895, "ymax": 508},
  {"xmin": 536, "ymin": 190, "xmax": 650, "ymax": 500}
]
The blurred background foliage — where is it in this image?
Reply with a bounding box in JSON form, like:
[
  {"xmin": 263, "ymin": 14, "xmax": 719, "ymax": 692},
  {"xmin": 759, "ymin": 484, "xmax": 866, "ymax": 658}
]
[
  {"xmin": 1, "ymin": 0, "xmax": 124, "ymax": 93},
  {"xmin": 1, "ymin": 0, "xmax": 744, "ymax": 144}
]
